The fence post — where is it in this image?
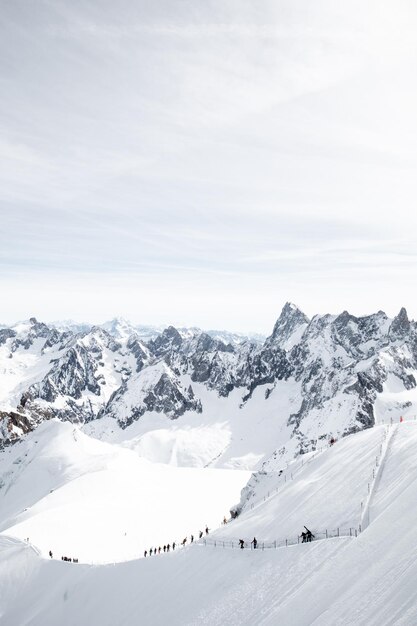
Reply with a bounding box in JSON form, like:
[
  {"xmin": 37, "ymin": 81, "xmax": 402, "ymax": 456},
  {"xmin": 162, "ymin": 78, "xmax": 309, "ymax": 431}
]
[
  {"xmin": 350, "ymin": 528, "xmax": 352, "ymax": 537},
  {"xmin": 326, "ymin": 529, "xmax": 328, "ymax": 539},
  {"xmin": 337, "ymin": 528, "xmax": 339, "ymax": 537}
]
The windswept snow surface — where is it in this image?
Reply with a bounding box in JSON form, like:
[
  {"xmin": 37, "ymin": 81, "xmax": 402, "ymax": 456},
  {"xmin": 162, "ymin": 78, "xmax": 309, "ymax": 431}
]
[
  {"xmin": 2, "ymin": 422, "xmax": 417, "ymax": 624},
  {"xmin": 0, "ymin": 421, "xmax": 250, "ymax": 564}
]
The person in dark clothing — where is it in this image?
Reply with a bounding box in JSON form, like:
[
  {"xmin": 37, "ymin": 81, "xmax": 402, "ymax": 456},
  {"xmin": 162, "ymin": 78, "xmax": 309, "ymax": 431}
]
[
  {"xmin": 49, "ymin": 550, "xmax": 53, "ymax": 559},
  {"xmin": 190, "ymin": 535, "xmax": 194, "ymax": 543},
  {"xmin": 158, "ymin": 546, "xmax": 161, "ymax": 554},
  {"xmin": 251, "ymin": 537, "xmax": 257, "ymax": 549},
  {"xmin": 304, "ymin": 526, "xmax": 314, "ymax": 542},
  {"xmin": 199, "ymin": 531, "xmax": 203, "ymax": 539},
  {"xmin": 163, "ymin": 545, "xmax": 166, "ymax": 552},
  {"xmin": 172, "ymin": 542, "xmax": 176, "ymax": 550},
  {"xmin": 150, "ymin": 548, "xmax": 153, "ymax": 556},
  {"xmin": 301, "ymin": 532, "xmax": 307, "ymax": 543},
  {"xmin": 239, "ymin": 539, "xmax": 245, "ymax": 549},
  {"xmin": 167, "ymin": 544, "xmax": 170, "ymax": 552},
  {"xmin": 144, "ymin": 550, "xmax": 147, "ymax": 558},
  {"xmin": 182, "ymin": 537, "xmax": 187, "ymax": 546},
  {"xmin": 205, "ymin": 527, "xmax": 209, "ymax": 535}
]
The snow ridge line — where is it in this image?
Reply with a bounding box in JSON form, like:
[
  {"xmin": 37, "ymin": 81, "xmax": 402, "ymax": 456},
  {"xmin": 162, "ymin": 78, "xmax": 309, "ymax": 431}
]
[
  {"xmin": 0, "ymin": 533, "xmax": 41, "ymax": 557},
  {"xmin": 360, "ymin": 424, "xmax": 398, "ymax": 531}
]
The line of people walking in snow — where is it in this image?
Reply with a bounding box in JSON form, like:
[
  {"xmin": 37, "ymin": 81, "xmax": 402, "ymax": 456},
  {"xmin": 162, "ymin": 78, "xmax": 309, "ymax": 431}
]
[
  {"xmin": 144, "ymin": 526, "xmax": 211, "ymax": 558},
  {"xmin": 49, "ymin": 550, "xmax": 79, "ymax": 563}
]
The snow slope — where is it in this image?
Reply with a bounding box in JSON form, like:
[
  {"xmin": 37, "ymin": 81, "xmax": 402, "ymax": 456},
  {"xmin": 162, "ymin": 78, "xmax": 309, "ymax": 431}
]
[
  {"xmin": 0, "ymin": 421, "xmax": 249, "ymax": 564},
  {"xmin": 84, "ymin": 377, "xmax": 303, "ymax": 470},
  {"xmin": 2, "ymin": 422, "xmax": 417, "ymax": 624}
]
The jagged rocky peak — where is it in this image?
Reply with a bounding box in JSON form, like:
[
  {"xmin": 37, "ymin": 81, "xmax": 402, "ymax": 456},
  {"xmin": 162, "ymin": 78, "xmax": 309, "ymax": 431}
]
[
  {"xmin": 80, "ymin": 326, "xmax": 121, "ymax": 352},
  {"xmin": 324, "ymin": 309, "xmax": 389, "ymax": 359},
  {"xmin": 389, "ymin": 307, "xmax": 410, "ymax": 339},
  {"xmin": 267, "ymin": 302, "xmax": 309, "ymax": 349},
  {"xmin": 148, "ymin": 325, "xmax": 183, "ymax": 357}
]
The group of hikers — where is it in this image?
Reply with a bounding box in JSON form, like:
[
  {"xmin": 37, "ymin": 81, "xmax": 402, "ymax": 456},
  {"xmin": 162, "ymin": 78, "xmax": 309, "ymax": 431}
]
[
  {"xmin": 144, "ymin": 526, "xmax": 211, "ymax": 558},
  {"xmin": 60, "ymin": 555, "xmax": 79, "ymax": 563},
  {"xmin": 300, "ymin": 526, "xmax": 315, "ymax": 543},
  {"xmin": 48, "ymin": 520, "xmax": 316, "ymax": 563},
  {"xmin": 238, "ymin": 537, "xmax": 258, "ymax": 549},
  {"xmin": 48, "ymin": 550, "xmax": 79, "ymax": 563},
  {"xmin": 233, "ymin": 527, "xmax": 315, "ymax": 550}
]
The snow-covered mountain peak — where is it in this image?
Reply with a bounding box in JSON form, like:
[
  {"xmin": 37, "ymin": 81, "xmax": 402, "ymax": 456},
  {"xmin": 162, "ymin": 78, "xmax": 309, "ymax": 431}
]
[
  {"xmin": 266, "ymin": 302, "xmax": 309, "ymax": 350},
  {"xmin": 100, "ymin": 317, "xmax": 138, "ymax": 341},
  {"xmin": 389, "ymin": 307, "xmax": 411, "ymax": 339}
]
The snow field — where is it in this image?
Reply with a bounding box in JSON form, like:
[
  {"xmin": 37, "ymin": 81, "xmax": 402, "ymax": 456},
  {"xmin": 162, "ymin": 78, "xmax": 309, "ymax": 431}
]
[
  {"xmin": 215, "ymin": 425, "xmax": 388, "ymax": 544},
  {"xmin": 2, "ymin": 422, "xmax": 417, "ymax": 624},
  {"xmin": 0, "ymin": 421, "xmax": 250, "ymax": 563}
]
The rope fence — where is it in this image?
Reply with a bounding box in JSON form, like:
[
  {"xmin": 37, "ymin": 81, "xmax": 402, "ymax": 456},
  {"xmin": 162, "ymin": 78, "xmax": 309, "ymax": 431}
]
[{"xmin": 201, "ymin": 527, "xmax": 359, "ymax": 551}]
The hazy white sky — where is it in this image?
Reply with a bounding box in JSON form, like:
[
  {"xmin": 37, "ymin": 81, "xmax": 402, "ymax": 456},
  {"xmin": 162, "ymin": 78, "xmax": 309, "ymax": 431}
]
[{"xmin": 1, "ymin": 0, "xmax": 417, "ymax": 332}]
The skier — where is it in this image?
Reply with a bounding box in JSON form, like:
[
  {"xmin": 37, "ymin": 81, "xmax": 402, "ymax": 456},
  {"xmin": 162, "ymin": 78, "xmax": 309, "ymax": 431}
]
[
  {"xmin": 223, "ymin": 516, "xmax": 227, "ymax": 525},
  {"xmin": 163, "ymin": 545, "xmax": 166, "ymax": 553},
  {"xmin": 251, "ymin": 537, "xmax": 257, "ymax": 549},
  {"xmin": 199, "ymin": 531, "xmax": 203, "ymax": 539},
  {"xmin": 167, "ymin": 544, "xmax": 170, "ymax": 552},
  {"xmin": 150, "ymin": 548, "xmax": 153, "ymax": 556},
  {"xmin": 158, "ymin": 546, "xmax": 161, "ymax": 554},
  {"xmin": 144, "ymin": 550, "xmax": 147, "ymax": 558},
  {"xmin": 172, "ymin": 542, "xmax": 176, "ymax": 551},
  {"xmin": 190, "ymin": 535, "xmax": 194, "ymax": 543},
  {"xmin": 301, "ymin": 531, "xmax": 307, "ymax": 543},
  {"xmin": 239, "ymin": 539, "xmax": 245, "ymax": 549},
  {"xmin": 182, "ymin": 537, "xmax": 187, "ymax": 546},
  {"xmin": 49, "ymin": 550, "xmax": 53, "ymax": 559},
  {"xmin": 205, "ymin": 526, "xmax": 209, "ymax": 535}
]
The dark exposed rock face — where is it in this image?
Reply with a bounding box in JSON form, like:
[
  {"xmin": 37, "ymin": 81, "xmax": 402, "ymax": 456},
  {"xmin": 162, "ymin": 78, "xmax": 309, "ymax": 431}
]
[
  {"xmin": 0, "ymin": 410, "xmax": 34, "ymax": 447},
  {"xmin": 3, "ymin": 304, "xmax": 417, "ymax": 454}
]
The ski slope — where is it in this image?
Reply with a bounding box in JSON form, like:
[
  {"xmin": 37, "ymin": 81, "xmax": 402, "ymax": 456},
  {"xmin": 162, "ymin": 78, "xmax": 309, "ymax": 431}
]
[{"xmin": 2, "ymin": 421, "xmax": 417, "ymax": 624}]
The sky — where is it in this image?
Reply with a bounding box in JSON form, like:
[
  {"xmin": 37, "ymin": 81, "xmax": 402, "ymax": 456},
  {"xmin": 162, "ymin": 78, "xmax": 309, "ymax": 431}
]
[{"xmin": 1, "ymin": 0, "xmax": 417, "ymax": 333}]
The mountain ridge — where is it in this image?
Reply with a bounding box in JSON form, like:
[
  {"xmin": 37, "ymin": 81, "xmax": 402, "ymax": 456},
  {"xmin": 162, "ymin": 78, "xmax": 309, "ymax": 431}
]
[{"xmin": 1, "ymin": 304, "xmax": 416, "ymax": 470}]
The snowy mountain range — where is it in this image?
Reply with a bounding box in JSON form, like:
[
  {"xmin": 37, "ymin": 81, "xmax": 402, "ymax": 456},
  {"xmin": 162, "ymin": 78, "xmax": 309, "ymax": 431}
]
[
  {"xmin": 2, "ymin": 305, "xmax": 417, "ymax": 625},
  {"xmin": 1, "ymin": 304, "xmax": 416, "ymax": 468}
]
